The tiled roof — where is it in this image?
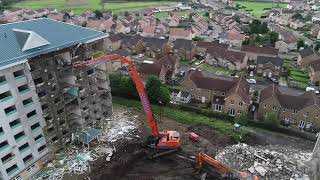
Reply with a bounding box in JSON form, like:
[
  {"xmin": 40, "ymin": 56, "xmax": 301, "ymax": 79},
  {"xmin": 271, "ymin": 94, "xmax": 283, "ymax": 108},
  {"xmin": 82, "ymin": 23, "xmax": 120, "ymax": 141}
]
[
  {"xmin": 241, "ymin": 45, "xmax": 279, "ymax": 55},
  {"xmin": 257, "ymin": 56, "xmax": 284, "ymax": 66},
  {"xmin": 139, "ymin": 63, "xmax": 163, "ymax": 76},
  {"xmin": 0, "ymin": 18, "xmax": 106, "ymax": 67}
]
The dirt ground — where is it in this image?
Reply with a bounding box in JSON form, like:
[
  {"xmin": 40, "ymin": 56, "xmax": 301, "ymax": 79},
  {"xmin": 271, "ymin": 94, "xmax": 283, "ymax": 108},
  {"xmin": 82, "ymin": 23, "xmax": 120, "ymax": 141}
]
[{"xmin": 87, "ymin": 105, "xmax": 315, "ymax": 180}]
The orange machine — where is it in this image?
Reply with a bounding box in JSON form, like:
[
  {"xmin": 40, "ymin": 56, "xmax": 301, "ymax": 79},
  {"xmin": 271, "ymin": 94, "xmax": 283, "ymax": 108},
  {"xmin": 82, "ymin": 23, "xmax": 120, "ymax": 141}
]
[
  {"xmin": 195, "ymin": 152, "xmax": 258, "ymax": 180},
  {"xmin": 73, "ymin": 54, "xmax": 181, "ymax": 158}
]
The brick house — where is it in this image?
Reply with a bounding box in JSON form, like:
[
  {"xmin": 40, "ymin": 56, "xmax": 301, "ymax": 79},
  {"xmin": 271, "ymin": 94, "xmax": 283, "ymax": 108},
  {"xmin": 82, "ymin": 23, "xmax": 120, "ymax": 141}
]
[
  {"xmin": 240, "ymin": 45, "xmax": 279, "ymax": 62},
  {"xmin": 169, "ymin": 28, "xmax": 195, "ymax": 40},
  {"xmin": 180, "ymin": 70, "xmax": 250, "ymax": 116},
  {"xmin": 195, "ymin": 41, "xmax": 229, "ymax": 55},
  {"xmin": 258, "ymin": 84, "xmax": 320, "ymax": 132},
  {"xmin": 121, "ymin": 34, "xmax": 144, "ymax": 54},
  {"xmin": 256, "ymin": 56, "xmax": 284, "ymax": 78},
  {"xmin": 105, "ymin": 33, "xmax": 123, "ymax": 50},
  {"xmin": 141, "ymin": 25, "xmax": 156, "ymax": 37},
  {"xmin": 297, "ymin": 48, "xmax": 320, "ymax": 67},
  {"xmin": 219, "ymin": 28, "xmax": 246, "ymax": 47},
  {"xmin": 143, "ymin": 38, "xmax": 173, "ymax": 58},
  {"xmin": 205, "ymin": 47, "xmax": 248, "ymax": 71},
  {"xmin": 173, "ymin": 39, "xmax": 196, "ymax": 60},
  {"xmin": 309, "ymin": 61, "xmax": 320, "ymax": 86},
  {"xmin": 168, "ymin": 15, "xmax": 180, "ymax": 27}
]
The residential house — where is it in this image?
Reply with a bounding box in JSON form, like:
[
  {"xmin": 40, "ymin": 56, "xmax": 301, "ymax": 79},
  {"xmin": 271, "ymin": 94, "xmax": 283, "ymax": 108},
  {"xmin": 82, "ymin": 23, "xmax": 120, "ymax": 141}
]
[
  {"xmin": 173, "ymin": 39, "xmax": 196, "ymax": 60},
  {"xmin": 274, "ymin": 27, "xmax": 297, "ymax": 53},
  {"xmin": 155, "ymin": 54, "xmax": 179, "ymax": 79},
  {"xmin": 141, "ymin": 25, "xmax": 156, "ymax": 37},
  {"xmin": 106, "ymin": 49, "xmax": 131, "ymax": 71},
  {"xmin": 273, "ymin": 9, "xmax": 301, "ymax": 26},
  {"xmin": 180, "ymin": 70, "xmax": 250, "ymax": 116},
  {"xmin": 105, "ymin": 33, "xmax": 123, "ymax": 50},
  {"xmin": 297, "ymin": 48, "xmax": 320, "ymax": 67},
  {"xmin": 121, "ymin": 34, "xmax": 144, "ymax": 54},
  {"xmin": 205, "ymin": 47, "xmax": 248, "ymax": 71},
  {"xmin": 256, "ymin": 56, "xmax": 284, "ymax": 78},
  {"xmin": 168, "ymin": 15, "xmax": 180, "ymax": 27},
  {"xmin": 112, "ymin": 20, "xmax": 127, "ymax": 33},
  {"xmin": 312, "ymin": 13, "xmax": 320, "ymax": 22},
  {"xmin": 143, "ymin": 37, "xmax": 172, "ymax": 58},
  {"xmin": 169, "ymin": 28, "xmax": 195, "ymax": 40},
  {"xmin": 309, "ymin": 61, "xmax": 320, "ymax": 86},
  {"xmin": 310, "ymin": 24, "xmax": 320, "ymax": 39},
  {"xmin": 219, "ymin": 28, "xmax": 246, "ymax": 47},
  {"xmin": 258, "ymin": 84, "xmax": 320, "ymax": 132},
  {"xmin": 191, "ymin": 13, "xmax": 208, "ymax": 35},
  {"xmin": 240, "ymin": 45, "xmax": 279, "ymax": 62},
  {"xmin": 154, "ymin": 23, "xmax": 168, "ymax": 38},
  {"xmin": 195, "ymin": 41, "xmax": 228, "ymax": 55},
  {"xmin": 290, "ymin": 19, "xmax": 304, "ymax": 30}
]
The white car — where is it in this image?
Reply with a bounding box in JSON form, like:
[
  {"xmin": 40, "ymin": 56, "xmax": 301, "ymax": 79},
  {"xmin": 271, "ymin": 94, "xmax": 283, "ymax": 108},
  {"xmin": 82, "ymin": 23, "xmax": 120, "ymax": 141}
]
[
  {"xmin": 138, "ymin": 54, "xmax": 144, "ymax": 58},
  {"xmin": 246, "ymin": 79, "xmax": 256, "ymax": 84},
  {"xmin": 306, "ymin": 87, "xmax": 319, "ymax": 94}
]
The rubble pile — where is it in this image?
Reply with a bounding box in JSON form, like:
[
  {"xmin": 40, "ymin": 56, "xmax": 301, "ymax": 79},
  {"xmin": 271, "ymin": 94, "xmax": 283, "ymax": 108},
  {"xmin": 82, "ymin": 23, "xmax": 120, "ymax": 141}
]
[
  {"xmin": 33, "ymin": 110, "xmax": 140, "ymax": 180},
  {"xmin": 215, "ymin": 143, "xmax": 312, "ymax": 180}
]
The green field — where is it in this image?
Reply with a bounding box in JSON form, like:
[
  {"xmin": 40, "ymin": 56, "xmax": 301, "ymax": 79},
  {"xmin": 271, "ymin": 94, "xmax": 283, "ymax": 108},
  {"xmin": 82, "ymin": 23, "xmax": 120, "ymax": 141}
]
[
  {"xmin": 13, "ymin": 0, "xmax": 176, "ymax": 15},
  {"xmin": 237, "ymin": 1, "xmax": 287, "ymax": 17},
  {"xmin": 288, "ymin": 68, "xmax": 309, "ymax": 83}
]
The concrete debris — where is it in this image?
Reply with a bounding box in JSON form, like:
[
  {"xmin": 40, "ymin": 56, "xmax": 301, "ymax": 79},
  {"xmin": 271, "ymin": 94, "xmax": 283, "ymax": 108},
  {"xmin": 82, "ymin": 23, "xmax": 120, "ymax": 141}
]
[
  {"xmin": 33, "ymin": 110, "xmax": 139, "ymax": 180},
  {"xmin": 215, "ymin": 143, "xmax": 312, "ymax": 179}
]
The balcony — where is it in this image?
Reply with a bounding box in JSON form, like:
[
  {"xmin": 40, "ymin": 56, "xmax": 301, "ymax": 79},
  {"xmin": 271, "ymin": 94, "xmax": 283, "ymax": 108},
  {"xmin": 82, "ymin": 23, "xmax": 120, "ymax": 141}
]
[
  {"xmin": 0, "ymin": 96, "xmax": 13, "ymax": 102},
  {"xmin": 19, "ymin": 145, "xmax": 30, "ymax": 154},
  {"xmin": 15, "ymin": 135, "xmax": 26, "ymax": 143},
  {"xmin": 6, "ymin": 165, "xmax": 19, "ymax": 177},
  {"xmin": 5, "ymin": 109, "xmax": 17, "ymax": 117},
  {"xmin": 0, "ymin": 144, "xmax": 9, "ymax": 152},
  {"xmin": 19, "ymin": 88, "xmax": 30, "ymax": 94}
]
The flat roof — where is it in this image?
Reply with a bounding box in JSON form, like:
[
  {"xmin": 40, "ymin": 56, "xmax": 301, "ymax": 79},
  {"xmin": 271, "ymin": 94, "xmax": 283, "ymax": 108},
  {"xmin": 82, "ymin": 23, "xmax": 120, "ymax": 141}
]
[{"xmin": 0, "ymin": 18, "xmax": 107, "ymax": 67}]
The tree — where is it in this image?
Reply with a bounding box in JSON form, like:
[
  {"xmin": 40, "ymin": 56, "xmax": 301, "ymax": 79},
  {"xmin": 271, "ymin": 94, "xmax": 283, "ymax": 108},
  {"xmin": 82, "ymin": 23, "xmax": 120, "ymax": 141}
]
[
  {"xmin": 297, "ymin": 39, "xmax": 305, "ymax": 50},
  {"xmin": 269, "ymin": 31, "xmax": 279, "ymax": 45},
  {"xmin": 146, "ymin": 76, "xmax": 170, "ymax": 105},
  {"xmin": 292, "ymin": 13, "xmax": 303, "ymax": 20},
  {"xmin": 94, "ymin": 10, "xmax": 103, "ymax": 19},
  {"xmin": 249, "ymin": 19, "xmax": 261, "ymax": 34},
  {"xmin": 204, "ymin": 12, "xmax": 209, "ymax": 17},
  {"xmin": 124, "ymin": 11, "xmax": 129, "ymax": 17},
  {"xmin": 99, "ymin": 0, "xmax": 105, "ymax": 10},
  {"xmin": 233, "ymin": 14, "xmax": 241, "ymax": 23},
  {"xmin": 265, "ymin": 112, "xmax": 279, "ymax": 128},
  {"xmin": 192, "ymin": 36, "xmax": 204, "ymax": 41},
  {"xmin": 234, "ymin": 113, "xmax": 249, "ymax": 126},
  {"xmin": 315, "ymin": 42, "xmax": 320, "ymax": 51},
  {"xmin": 113, "ymin": 14, "xmax": 118, "ymax": 21},
  {"xmin": 259, "ymin": 22, "xmax": 269, "ymax": 34}
]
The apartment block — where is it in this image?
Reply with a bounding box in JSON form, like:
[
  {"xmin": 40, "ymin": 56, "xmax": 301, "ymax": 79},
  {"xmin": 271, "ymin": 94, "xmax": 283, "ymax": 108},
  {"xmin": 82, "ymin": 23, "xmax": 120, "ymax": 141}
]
[{"xmin": 0, "ymin": 18, "xmax": 111, "ymax": 180}]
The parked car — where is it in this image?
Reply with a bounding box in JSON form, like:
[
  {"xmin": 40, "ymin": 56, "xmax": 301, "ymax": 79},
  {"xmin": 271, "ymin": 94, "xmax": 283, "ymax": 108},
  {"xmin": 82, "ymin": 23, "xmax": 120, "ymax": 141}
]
[
  {"xmin": 268, "ymin": 77, "xmax": 279, "ymax": 83},
  {"xmin": 306, "ymin": 87, "xmax": 319, "ymax": 94},
  {"xmin": 246, "ymin": 79, "xmax": 256, "ymax": 84}
]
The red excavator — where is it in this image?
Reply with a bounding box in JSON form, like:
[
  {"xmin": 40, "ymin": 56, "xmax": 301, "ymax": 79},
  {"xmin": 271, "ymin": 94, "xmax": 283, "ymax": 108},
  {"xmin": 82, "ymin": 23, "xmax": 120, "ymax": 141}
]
[
  {"xmin": 72, "ymin": 54, "xmax": 181, "ymax": 158},
  {"xmin": 195, "ymin": 152, "xmax": 258, "ymax": 180}
]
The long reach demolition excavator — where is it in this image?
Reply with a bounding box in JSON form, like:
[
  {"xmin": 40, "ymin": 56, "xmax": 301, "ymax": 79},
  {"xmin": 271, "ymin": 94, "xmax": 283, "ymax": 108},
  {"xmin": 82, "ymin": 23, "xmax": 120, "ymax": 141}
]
[{"xmin": 72, "ymin": 54, "xmax": 181, "ymax": 158}]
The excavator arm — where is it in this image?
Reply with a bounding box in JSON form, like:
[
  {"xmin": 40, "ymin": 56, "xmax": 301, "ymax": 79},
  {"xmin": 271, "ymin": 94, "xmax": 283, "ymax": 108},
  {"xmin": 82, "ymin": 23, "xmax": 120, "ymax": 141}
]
[
  {"xmin": 73, "ymin": 54, "xmax": 160, "ymax": 137},
  {"xmin": 195, "ymin": 153, "xmax": 258, "ymax": 180}
]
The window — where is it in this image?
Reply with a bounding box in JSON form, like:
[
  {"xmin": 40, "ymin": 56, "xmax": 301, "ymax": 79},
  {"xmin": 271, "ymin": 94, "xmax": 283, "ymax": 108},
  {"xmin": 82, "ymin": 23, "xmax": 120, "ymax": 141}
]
[
  {"xmin": 228, "ymin": 109, "xmax": 235, "ymax": 116},
  {"xmin": 18, "ymin": 84, "xmax": 29, "ymax": 93},
  {"xmin": 239, "ymin": 102, "xmax": 243, "ymax": 106},
  {"xmin": 293, "ymin": 110, "xmax": 297, "ymax": 114},
  {"xmin": 283, "ymin": 108, "xmax": 286, "ymax": 112},
  {"xmin": 38, "ymin": 90, "xmax": 47, "ymax": 98},
  {"xmin": 4, "ymin": 105, "xmax": 17, "ymax": 116},
  {"xmin": 299, "ymin": 121, "xmax": 306, "ymax": 128},
  {"xmin": 0, "ymin": 127, "xmax": 3, "ymax": 135},
  {"xmin": 34, "ymin": 134, "xmax": 43, "ymax": 142},
  {"xmin": 22, "ymin": 98, "xmax": 33, "ymax": 106},
  {"xmin": 14, "ymin": 131, "xmax": 26, "ymax": 142},
  {"xmin": 26, "ymin": 164, "xmax": 37, "ymax": 174},
  {"xmin": 47, "ymin": 126, "xmax": 54, "ymax": 133},
  {"xmin": 230, "ymin": 100, "xmax": 234, "ymax": 105},
  {"xmin": 27, "ymin": 110, "xmax": 37, "ymax": 119},
  {"xmin": 0, "ymin": 75, "xmax": 6, "ymax": 84},
  {"xmin": 264, "ymin": 104, "xmax": 267, "ymax": 108},
  {"xmin": 1, "ymin": 153, "xmax": 14, "ymax": 164},
  {"xmin": 6, "ymin": 164, "xmax": 18, "ymax": 176},
  {"xmin": 18, "ymin": 143, "xmax": 29, "ymax": 152},
  {"xmin": 306, "ymin": 122, "xmax": 313, "ymax": 129},
  {"xmin": 51, "ymin": 136, "xmax": 58, "ymax": 143},
  {"xmin": 272, "ymin": 106, "xmax": 277, "ymax": 110},
  {"xmin": 0, "ymin": 91, "xmax": 12, "ymax": 102},
  {"xmin": 13, "ymin": 70, "xmax": 24, "ymax": 78},
  {"xmin": 34, "ymin": 77, "xmax": 44, "ymax": 86},
  {"xmin": 215, "ymin": 105, "xmax": 222, "ymax": 112},
  {"xmin": 38, "ymin": 145, "xmax": 47, "ymax": 153},
  {"xmin": 23, "ymin": 154, "xmax": 33, "ymax": 164},
  {"xmin": 0, "ymin": 141, "xmax": 9, "ymax": 151},
  {"xmin": 30, "ymin": 123, "xmax": 40, "ymax": 131},
  {"xmin": 9, "ymin": 119, "xmax": 21, "ymax": 129},
  {"xmin": 304, "ymin": 112, "xmax": 309, "ymax": 117}
]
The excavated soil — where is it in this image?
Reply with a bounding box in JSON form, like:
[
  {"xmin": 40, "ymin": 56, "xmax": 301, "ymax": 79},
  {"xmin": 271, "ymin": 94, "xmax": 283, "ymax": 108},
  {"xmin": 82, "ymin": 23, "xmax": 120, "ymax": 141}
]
[{"xmin": 89, "ymin": 105, "xmax": 238, "ymax": 180}]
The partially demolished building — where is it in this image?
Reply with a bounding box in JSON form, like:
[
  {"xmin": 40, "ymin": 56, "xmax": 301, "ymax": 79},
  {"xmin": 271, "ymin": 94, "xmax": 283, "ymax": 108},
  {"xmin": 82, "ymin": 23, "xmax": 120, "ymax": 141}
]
[{"xmin": 0, "ymin": 19, "xmax": 112, "ymax": 180}]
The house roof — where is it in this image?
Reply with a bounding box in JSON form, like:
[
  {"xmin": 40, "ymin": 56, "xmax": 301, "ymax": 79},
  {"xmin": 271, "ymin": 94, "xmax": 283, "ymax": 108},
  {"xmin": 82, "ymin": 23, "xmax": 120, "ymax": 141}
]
[
  {"xmin": 206, "ymin": 47, "xmax": 246, "ymax": 64},
  {"xmin": 227, "ymin": 28, "xmax": 245, "ymax": 41},
  {"xmin": 173, "ymin": 39, "xmax": 193, "ymax": 50},
  {"xmin": 257, "ymin": 56, "xmax": 284, "ymax": 66},
  {"xmin": 139, "ymin": 63, "xmax": 163, "ymax": 76},
  {"xmin": 169, "ymin": 28, "xmax": 192, "ymax": 38},
  {"xmin": 156, "ymin": 54, "xmax": 177, "ymax": 68},
  {"xmin": 196, "ymin": 41, "xmax": 228, "ymax": 49},
  {"xmin": 299, "ymin": 48, "xmax": 314, "ymax": 58},
  {"xmin": 143, "ymin": 37, "xmax": 168, "ymax": 51},
  {"xmin": 260, "ymin": 84, "xmax": 320, "ymax": 110},
  {"xmin": 241, "ymin": 45, "xmax": 279, "ymax": 56},
  {"xmin": 227, "ymin": 76, "xmax": 250, "ymax": 104},
  {"xmin": 311, "ymin": 60, "xmax": 320, "ymax": 71},
  {"xmin": 108, "ymin": 32, "xmax": 122, "ymax": 42},
  {"xmin": 0, "ymin": 18, "xmax": 106, "ymax": 68}
]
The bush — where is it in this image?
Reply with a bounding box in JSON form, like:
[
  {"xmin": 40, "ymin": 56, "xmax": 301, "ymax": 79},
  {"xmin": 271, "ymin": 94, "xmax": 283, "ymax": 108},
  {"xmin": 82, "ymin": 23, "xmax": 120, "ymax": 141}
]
[{"xmin": 234, "ymin": 113, "xmax": 249, "ymax": 126}]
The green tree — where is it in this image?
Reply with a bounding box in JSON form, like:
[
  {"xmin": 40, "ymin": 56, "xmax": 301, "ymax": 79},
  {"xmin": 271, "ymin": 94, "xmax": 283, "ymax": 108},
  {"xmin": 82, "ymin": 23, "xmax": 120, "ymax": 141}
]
[
  {"xmin": 192, "ymin": 36, "xmax": 204, "ymax": 41},
  {"xmin": 259, "ymin": 22, "xmax": 269, "ymax": 34},
  {"xmin": 269, "ymin": 31, "xmax": 279, "ymax": 45},
  {"xmin": 234, "ymin": 113, "xmax": 249, "ymax": 126},
  {"xmin": 292, "ymin": 13, "xmax": 303, "ymax": 20},
  {"xmin": 146, "ymin": 76, "xmax": 170, "ymax": 105},
  {"xmin": 265, "ymin": 112, "xmax": 279, "ymax": 128},
  {"xmin": 234, "ymin": 14, "xmax": 241, "ymax": 23},
  {"xmin": 204, "ymin": 12, "xmax": 209, "ymax": 17},
  {"xmin": 249, "ymin": 19, "xmax": 261, "ymax": 34},
  {"xmin": 124, "ymin": 11, "xmax": 129, "ymax": 17},
  {"xmin": 315, "ymin": 42, "xmax": 320, "ymax": 51},
  {"xmin": 94, "ymin": 10, "xmax": 103, "ymax": 19},
  {"xmin": 297, "ymin": 39, "xmax": 305, "ymax": 50}
]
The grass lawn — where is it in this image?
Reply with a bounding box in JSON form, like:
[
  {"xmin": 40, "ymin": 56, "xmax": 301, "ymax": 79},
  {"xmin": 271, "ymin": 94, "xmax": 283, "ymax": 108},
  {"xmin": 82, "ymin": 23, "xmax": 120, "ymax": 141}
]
[
  {"xmin": 237, "ymin": 1, "xmax": 287, "ymax": 17},
  {"xmin": 13, "ymin": 0, "xmax": 176, "ymax": 15},
  {"xmin": 288, "ymin": 68, "xmax": 309, "ymax": 83},
  {"xmin": 200, "ymin": 64, "xmax": 233, "ymax": 76},
  {"xmin": 113, "ymin": 96, "xmax": 249, "ymax": 142}
]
